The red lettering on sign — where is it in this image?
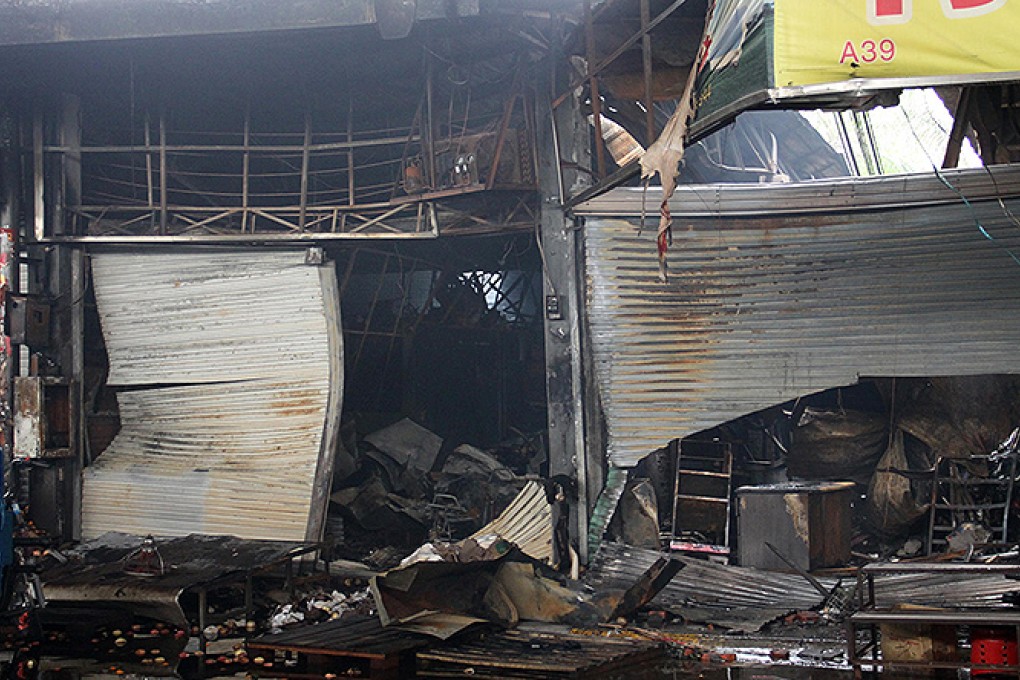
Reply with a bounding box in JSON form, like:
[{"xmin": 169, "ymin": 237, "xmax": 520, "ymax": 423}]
[
  {"xmin": 868, "ymin": 0, "xmax": 1006, "ymax": 24},
  {"xmin": 869, "ymin": 0, "xmax": 912, "ymax": 24},
  {"xmin": 941, "ymin": 0, "xmax": 1005, "ymax": 17},
  {"xmin": 839, "ymin": 39, "xmax": 897, "ymax": 65},
  {"xmin": 840, "ymin": 41, "xmax": 860, "ymax": 63},
  {"xmin": 861, "ymin": 39, "xmax": 879, "ymax": 61},
  {"xmin": 876, "ymin": 0, "xmax": 905, "ymax": 16},
  {"xmin": 879, "ymin": 38, "xmax": 896, "ymax": 60}
]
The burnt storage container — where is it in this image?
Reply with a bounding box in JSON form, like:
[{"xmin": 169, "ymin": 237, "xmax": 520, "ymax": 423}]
[{"xmin": 736, "ymin": 481, "xmax": 854, "ymax": 572}]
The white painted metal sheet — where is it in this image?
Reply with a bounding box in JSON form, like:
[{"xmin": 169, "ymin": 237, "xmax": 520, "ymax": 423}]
[
  {"xmin": 472, "ymin": 481, "xmax": 552, "ymax": 563},
  {"xmin": 83, "ymin": 249, "xmax": 342, "ymax": 541}
]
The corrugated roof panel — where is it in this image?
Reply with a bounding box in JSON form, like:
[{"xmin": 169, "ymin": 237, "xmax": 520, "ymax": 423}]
[
  {"xmin": 576, "ymin": 164, "xmax": 1020, "ymax": 217},
  {"xmin": 580, "ymin": 166, "xmax": 1020, "ymax": 467},
  {"xmin": 83, "ymin": 250, "xmax": 342, "ymax": 541},
  {"xmin": 472, "ymin": 481, "xmax": 552, "ymax": 563},
  {"xmin": 92, "ymin": 252, "xmax": 332, "ymax": 385}
]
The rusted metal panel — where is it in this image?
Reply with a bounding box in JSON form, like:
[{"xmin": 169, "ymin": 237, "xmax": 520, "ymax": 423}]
[
  {"xmin": 83, "ymin": 249, "xmax": 342, "ymax": 542},
  {"xmin": 577, "ymin": 164, "xmax": 1020, "ymax": 467},
  {"xmin": 246, "ymin": 614, "xmax": 433, "ymax": 669},
  {"xmin": 588, "ymin": 541, "xmax": 834, "ymax": 632},
  {"xmin": 579, "ymin": 163, "xmax": 1020, "ymax": 217},
  {"xmin": 8, "ymin": 295, "xmax": 50, "ymax": 347},
  {"xmin": 13, "ymin": 376, "xmax": 73, "ymax": 460}
]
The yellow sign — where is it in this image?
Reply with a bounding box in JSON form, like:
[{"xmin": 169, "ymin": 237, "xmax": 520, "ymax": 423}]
[{"xmin": 773, "ymin": 0, "xmax": 1020, "ymax": 87}]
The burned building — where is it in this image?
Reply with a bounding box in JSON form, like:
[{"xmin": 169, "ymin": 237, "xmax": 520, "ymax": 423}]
[{"xmin": 0, "ymin": 0, "xmax": 1020, "ymax": 677}]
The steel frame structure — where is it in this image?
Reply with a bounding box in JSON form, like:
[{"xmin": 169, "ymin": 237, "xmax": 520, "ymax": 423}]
[
  {"xmin": 549, "ymin": 0, "xmax": 695, "ymax": 191},
  {"xmin": 34, "ymin": 51, "xmax": 540, "ymax": 243}
]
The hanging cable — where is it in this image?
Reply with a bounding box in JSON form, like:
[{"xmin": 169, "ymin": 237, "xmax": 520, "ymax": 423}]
[{"xmin": 900, "ymin": 106, "xmax": 1020, "ymax": 268}]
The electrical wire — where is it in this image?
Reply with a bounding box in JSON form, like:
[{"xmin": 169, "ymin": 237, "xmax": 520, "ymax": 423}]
[
  {"xmin": 899, "ymin": 106, "xmax": 1020, "ymax": 268},
  {"xmin": 981, "ymin": 164, "xmax": 1020, "ymax": 232}
]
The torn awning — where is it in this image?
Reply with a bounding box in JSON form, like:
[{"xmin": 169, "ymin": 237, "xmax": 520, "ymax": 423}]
[{"xmin": 83, "ymin": 249, "xmax": 342, "ymax": 542}]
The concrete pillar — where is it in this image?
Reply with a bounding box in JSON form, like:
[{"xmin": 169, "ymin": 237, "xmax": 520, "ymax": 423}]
[{"xmin": 534, "ymin": 58, "xmax": 597, "ymax": 562}]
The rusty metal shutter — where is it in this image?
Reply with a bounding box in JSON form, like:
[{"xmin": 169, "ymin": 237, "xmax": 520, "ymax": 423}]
[
  {"xmin": 83, "ymin": 249, "xmax": 342, "ymax": 541},
  {"xmin": 577, "ymin": 165, "xmax": 1020, "ymax": 467}
]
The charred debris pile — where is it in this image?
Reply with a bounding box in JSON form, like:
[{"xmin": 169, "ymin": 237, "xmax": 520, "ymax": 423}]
[{"xmin": 10, "ymin": 376, "xmax": 1020, "ymax": 678}]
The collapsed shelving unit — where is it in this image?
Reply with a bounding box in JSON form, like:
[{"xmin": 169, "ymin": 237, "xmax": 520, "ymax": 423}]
[{"xmin": 927, "ymin": 429, "xmax": 1018, "ymax": 555}]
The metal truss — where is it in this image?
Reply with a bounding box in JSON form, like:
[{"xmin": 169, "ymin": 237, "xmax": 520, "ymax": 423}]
[{"xmin": 52, "ymin": 189, "xmax": 538, "ymax": 243}]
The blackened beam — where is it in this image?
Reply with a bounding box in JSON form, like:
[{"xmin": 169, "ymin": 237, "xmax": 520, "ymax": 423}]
[
  {"xmin": 44, "ymin": 135, "xmax": 420, "ymax": 154},
  {"xmin": 562, "ymin": 158, "xmax": 639, "ymax": 211},
  {"xmin": 0, "ymin": 0, "xmax": 480, "ymax": 46}
]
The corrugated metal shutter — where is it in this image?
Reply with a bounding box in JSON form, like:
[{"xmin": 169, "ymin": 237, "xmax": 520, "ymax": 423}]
[
  {"xmin": 577, "ymin": 165, "xmax": 1020, "ymax": 467},
  {"xmin": 83, "ymin": 249, "xmax": 342, "ymax": 541}
]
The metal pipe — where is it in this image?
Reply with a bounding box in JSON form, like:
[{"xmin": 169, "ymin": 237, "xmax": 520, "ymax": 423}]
[
  {"xmin": 43, "ymin": 135, "xmax": 420, "ymax": 154},
  {"xmin": 640, "ymin": 0, "xmax": 655, "ymax": 144},
  {"xmin": 33, "ymin": 110, "xmax": 44, "ymax": 241},
  {"xmin": 548, "ymin": 85, "xmax": 566, "ymax": 204},
  {"xmin": 943, "ymin": 86, "xmax": 973, "ymax": 169},
  {"xmin": 42, "ymin": 231, "xmax": 442, "ymax": 244},
  {"xmin": 241, "ymin": 106, "xmax": 250, "ymax": 232},
  {"xmin": 299, "ymin": 113, "xmax": 311, "ymax": 229},
  {"xmin": 347, "ymin": 96, "xmax": 356, "ymax": 206},
  {"xmin": 568, "ymin": 228, "xmax": 589, "ymax": 562},
  {"xmin": 159, "ymin": 111, "xmax": 167, "ymax": 234},
  {"xmin": 70, "ymin": 249, "xmax": 85, "ymax": 537},
  {"xmin": 144, "ymin": 113, "xmax": 154, "ymax": 208},
  {"xmin": 584, "ymin": 0, "xmax": 607, "ymax": 179},
  {"xmin": 424, "ymin": 45, "xmax": 437, "ymax": 190}
]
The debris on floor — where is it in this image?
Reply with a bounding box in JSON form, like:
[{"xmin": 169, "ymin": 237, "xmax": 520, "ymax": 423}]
[
  {"xmin": 415, "ymin": 623, "xmax": 667, "ymax": 679},
  {"xmin": 19, "ymin": 406, "xmax": 1020, "ymax": 679},
  {"xmin": 586, "ymin": 542, "xmax": 839, "ymax": 633},
  {"xmin": 328, "ymin": 418, "xmax": 539, "ymax": 558}
]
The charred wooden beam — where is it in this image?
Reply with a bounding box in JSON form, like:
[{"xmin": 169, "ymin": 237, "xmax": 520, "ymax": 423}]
[{"xmin": 0, "ymin": 0, "xmax": 484, "ymax": 47}]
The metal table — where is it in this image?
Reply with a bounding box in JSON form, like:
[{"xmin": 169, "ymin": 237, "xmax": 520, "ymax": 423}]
[{"xmin": 849, "ymin": 561, "xmax": 1020, "ymax": 678}]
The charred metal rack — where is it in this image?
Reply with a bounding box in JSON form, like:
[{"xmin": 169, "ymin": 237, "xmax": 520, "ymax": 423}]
[
  {"xmin": 927, "ymin": 445, "xmax": 1018, "ymax": 555},
  {"xmin": 848, "ymin": 562, "xmax": 1020, "ymax": 679},
  {"xmin": 40, "ymin": 534, "xmax": 320, "ymax": 653}
]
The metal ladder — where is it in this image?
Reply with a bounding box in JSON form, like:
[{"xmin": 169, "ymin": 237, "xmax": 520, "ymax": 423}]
[{"xmin": 669, "ymin": 439, "xmax": 734, "ymax": 558}]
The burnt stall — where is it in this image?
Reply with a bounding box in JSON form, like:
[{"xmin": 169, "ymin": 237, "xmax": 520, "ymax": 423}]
[
  {"xmin": 327, "ymin": 234, "xmax": 549, "ymax": 558},
  {"xmin": 608, "ymin": 376, "xmax": 1020, "ymax": 564}
]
